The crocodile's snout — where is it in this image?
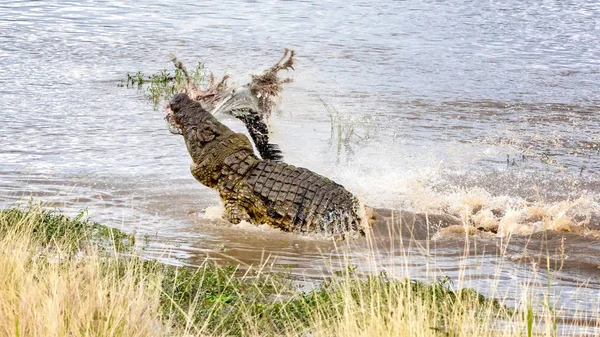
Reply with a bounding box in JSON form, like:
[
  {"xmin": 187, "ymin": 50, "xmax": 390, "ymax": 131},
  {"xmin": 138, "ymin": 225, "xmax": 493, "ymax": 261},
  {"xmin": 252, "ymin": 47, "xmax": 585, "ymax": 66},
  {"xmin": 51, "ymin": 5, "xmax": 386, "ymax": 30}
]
[{"xmin": 164, "ymin": 93, "xmax": 195, "ymax": 135}]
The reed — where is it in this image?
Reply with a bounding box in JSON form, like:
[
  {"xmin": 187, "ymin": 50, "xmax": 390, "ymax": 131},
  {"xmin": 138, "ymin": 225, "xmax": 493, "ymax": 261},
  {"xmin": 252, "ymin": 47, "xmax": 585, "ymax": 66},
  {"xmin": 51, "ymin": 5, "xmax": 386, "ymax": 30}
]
[{"xmin": 320, "ymin": 97, "xmax": 375, "ymax": 164}]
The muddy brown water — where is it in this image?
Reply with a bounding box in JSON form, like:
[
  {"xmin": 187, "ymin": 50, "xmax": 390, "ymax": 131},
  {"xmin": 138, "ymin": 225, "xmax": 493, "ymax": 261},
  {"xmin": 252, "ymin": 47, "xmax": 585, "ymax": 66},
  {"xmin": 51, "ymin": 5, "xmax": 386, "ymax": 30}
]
[{"xmin": 1, "ymin": 1, "xmax": 600, "ymax": 334}]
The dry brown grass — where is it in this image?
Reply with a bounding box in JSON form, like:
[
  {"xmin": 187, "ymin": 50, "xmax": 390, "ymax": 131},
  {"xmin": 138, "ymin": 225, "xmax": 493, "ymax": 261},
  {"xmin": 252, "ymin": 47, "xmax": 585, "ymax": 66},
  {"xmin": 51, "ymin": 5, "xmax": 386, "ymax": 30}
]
[
  {"xmin": 0, "ymin": 217, "xmax": 167, "ymax": 336},
  {"xmin": 1, "ymin": 207, "xmax": 598, "ymax": 337}
]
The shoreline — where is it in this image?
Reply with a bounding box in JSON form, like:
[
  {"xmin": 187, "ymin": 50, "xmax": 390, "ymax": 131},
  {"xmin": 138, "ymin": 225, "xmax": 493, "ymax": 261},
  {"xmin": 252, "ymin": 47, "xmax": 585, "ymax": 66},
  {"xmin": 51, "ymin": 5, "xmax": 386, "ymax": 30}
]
[{"xmin": 2, "ymin": 205, "xmax": 597, "ymax": 336}]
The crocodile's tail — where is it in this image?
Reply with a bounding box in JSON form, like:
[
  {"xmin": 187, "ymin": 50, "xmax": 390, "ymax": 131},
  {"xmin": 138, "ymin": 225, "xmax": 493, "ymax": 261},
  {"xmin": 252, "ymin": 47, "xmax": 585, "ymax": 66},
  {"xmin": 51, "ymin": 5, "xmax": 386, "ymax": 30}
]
[
  {"xmin": 211, "ymin": 84, "xmax": 284, "ymax": 161},
  {"xmin": 237, "ymin": 111, "xmax": 283, "ymax": 161},
  {"xmin": 261, "ymin": 143, "xmax": 284, "ymax": 161}
]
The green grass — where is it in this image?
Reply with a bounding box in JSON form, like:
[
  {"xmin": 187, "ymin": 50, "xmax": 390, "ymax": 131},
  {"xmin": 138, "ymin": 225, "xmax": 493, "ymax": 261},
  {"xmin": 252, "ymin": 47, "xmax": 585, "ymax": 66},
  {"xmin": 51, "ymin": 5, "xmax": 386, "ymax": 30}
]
[
  {"xmin": 123, "ymin": 62, "xmax": 207, "ymax": 107},
  {"xmin": 0, "ymin": 207, "xmax": 135, "ymax": 253}
]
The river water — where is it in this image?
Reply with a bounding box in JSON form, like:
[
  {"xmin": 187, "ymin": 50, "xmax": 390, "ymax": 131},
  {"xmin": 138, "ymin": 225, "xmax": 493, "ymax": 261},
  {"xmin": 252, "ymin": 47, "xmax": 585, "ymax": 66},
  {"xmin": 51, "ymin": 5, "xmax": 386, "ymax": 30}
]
[{"xmin": 1, "ymin": 1, "xmax": 599, "ymax": 334}]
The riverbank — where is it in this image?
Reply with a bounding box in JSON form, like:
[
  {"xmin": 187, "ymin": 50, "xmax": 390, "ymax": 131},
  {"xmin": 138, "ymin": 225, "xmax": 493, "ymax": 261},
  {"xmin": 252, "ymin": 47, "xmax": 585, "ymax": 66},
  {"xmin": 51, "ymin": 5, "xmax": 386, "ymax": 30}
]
[{"xmin": 3, "ymin": 206, "xmax": 595, "ymax": 336}]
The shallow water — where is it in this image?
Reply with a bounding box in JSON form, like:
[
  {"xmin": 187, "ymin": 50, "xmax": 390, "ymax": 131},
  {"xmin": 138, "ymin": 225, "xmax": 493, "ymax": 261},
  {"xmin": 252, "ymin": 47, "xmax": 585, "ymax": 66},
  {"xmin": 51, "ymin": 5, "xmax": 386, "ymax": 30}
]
[{"xmin": 1, "ymin": 0, "xmax": 600, "ymax": 333}]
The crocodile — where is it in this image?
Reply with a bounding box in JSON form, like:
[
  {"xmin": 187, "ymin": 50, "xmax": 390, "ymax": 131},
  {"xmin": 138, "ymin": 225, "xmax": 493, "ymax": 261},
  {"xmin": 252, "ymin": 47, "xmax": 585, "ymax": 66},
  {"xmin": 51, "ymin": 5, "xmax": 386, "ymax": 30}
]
[{"xmin": 165, "ymin": 92, "xmax": 374, "ymax": 235}]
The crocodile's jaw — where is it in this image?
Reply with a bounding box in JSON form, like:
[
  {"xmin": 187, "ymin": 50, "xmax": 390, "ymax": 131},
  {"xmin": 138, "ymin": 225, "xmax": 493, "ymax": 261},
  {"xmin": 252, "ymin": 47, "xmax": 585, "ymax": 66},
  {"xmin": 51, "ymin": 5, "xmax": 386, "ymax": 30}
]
[{"xmin": 163, "ymin": 104, "xmax": 183, "ymax": 135}]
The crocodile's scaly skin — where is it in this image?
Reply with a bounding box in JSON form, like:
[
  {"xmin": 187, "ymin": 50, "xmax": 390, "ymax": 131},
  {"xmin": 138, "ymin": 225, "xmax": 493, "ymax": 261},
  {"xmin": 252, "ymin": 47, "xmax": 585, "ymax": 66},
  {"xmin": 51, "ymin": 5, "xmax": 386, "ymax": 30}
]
[{"xmin": 167, "ymin": 93, "xmax": 369, "ymax": 235}]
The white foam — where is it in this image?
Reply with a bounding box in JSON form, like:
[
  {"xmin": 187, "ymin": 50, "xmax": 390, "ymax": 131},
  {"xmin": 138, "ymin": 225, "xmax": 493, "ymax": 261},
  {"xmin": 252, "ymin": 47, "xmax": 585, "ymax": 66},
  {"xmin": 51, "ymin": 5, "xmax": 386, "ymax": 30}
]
[{"xmin": 201, "ymin": 205, "xmax": 225, "ymax": 220}]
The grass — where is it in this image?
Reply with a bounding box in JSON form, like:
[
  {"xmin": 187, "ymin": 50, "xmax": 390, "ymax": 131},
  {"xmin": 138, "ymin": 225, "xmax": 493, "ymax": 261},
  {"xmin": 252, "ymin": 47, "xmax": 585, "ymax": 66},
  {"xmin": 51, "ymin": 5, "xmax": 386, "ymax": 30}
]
[
  {"xmin": 0, "ymin": 206, "xmax": 597, "ymax": 336},
  {"xmin": 0, "ymin": 207, "xmax": 160, "ymax": 337},
  {"xmin": 0, "ymin": 207, "xmax": 135, "ymax": 253},
  {"xmin": 122, "ymin": 62, "xmax": 207, "ymax": 107}
]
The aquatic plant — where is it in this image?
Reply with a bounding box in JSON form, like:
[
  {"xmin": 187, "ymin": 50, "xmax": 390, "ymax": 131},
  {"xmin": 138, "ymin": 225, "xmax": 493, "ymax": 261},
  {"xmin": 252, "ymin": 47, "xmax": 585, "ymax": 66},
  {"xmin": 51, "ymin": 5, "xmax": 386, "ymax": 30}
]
[
  {"xmin": 320, "ymin": 97, "xmax": 376, "ymax": 163},
  {"xmin": 124, "ymin": 62, "xmax": 208, "ymax": 107}
]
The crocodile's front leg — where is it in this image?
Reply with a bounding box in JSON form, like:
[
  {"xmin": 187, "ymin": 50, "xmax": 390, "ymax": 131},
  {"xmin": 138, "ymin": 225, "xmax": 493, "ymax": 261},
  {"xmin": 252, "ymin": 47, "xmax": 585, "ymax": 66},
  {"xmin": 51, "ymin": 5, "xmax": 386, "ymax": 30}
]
[
  {"xmin": 190, "ymin": 161, "xmax": 251, "ymax": 224},
  {"xmin": 222, "ymin": 198, "xmax": 250, "ymax": 224}
]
